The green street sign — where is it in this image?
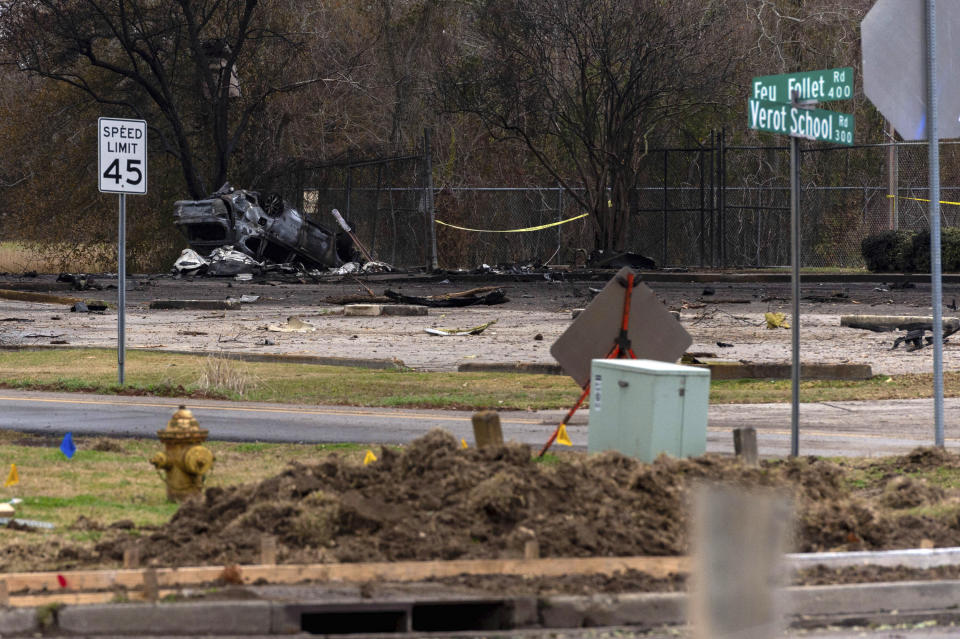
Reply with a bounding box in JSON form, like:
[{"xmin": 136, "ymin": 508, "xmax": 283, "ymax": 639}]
[
  {"xmin": 748, "ymin": 99, "xmax": 854, "ymax": 145},
  {"xmin": 751, "ymin": 67, "xmax": 853, "ymax": 103}
]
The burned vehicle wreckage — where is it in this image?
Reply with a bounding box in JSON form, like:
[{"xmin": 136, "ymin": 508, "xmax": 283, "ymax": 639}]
[{"xmin": 173, "ymin": 184, "xmax": 358, "ymax": 275}]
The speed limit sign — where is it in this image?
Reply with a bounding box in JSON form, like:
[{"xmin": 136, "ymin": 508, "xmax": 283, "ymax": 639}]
[{"xmin": 98, "ymin": 117, "xmax": 147, "ymax": 194}]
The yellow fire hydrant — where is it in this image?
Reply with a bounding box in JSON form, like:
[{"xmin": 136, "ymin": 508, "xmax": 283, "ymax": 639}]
[{"xmin": 150, "ymin": 405, "xmax": 215, "ymax": 502}]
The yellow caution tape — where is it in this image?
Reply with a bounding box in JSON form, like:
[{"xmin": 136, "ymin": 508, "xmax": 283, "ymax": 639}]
[
  {"xmin": 363, "ymin": 450, "xmax": 377, "ymax": 465},
  {"xmin": 4, "ymin": 463, "xmax": 18, "ymax": 487},
  {"xmin": 556, "ymin": 423, "xmax": 573, "ymax": 446},
  {"xmin": 887, "ymin": 194, "xmax": 960, "ymax": 206},
  {"xmin": 435, "ymin": 213, "xmax": 589, "ymax": 233}
]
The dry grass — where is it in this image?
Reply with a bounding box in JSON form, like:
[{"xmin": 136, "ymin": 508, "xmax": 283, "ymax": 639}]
[
  {"xmin": 0, "ymin": 242, "xmax": 114, "ymax": 273},
  {"xmin": 195, "ymin": 354, "xmax": 254, "ymax": 397}
]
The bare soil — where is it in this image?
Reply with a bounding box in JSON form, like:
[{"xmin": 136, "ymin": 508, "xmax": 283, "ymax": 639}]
[
  {"xmin": 2, "ymin": 431, "xmax": 951, "ymax": 581},
  {"xmin": 1, "ymin": 272, "xmax": 959, "ymax": 375}
]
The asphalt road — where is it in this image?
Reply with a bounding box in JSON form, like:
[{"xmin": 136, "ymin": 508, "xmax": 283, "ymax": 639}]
[{"xmin": 1, "ymin": 389, "xmax": 957, "ymax": 457}]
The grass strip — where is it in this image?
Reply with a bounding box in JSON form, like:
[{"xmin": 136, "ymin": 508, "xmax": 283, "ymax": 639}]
[{"xmin": 0, "ymin": 347, "xmax": 951, "ymax": 409}]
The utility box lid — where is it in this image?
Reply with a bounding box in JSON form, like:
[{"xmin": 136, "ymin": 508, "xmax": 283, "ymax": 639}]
[{"xmin": 593, "ymin": 358, "xmax": 710, "ymax": 377}]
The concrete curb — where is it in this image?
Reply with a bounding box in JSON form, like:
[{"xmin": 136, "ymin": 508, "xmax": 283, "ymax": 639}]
[
  {"xmin": 0, "ymin": 345, "xmax": 406, "ymax": 370},
  {"xmin": 9, "ymin": 580, "xmax": 960, "ymax": 636},
  {"xmin": 704, "ymin": 362, "xmax": 873, "ymax": 381},
  {"xmin": 457, "ymin": 360, "xmax": 873, "ymax": 381},
  {"xmin": 57, "ymin": 601, "xmax": 273, "ymax": 635}
]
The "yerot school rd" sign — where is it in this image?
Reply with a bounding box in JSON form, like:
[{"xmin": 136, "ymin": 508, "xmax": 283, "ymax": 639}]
[
  {"xmin": 98, "ymin": 117, "xmax": 147, "ymax": 194},
  {"xmin": 748, "ymin": 98, "xmax": 854, "ymax": 145},
  {"xmin": 751, "ymin": 67, "xmax": 853, "ymax": 103}
]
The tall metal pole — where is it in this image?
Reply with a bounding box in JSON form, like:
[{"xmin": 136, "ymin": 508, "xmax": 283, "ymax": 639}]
[
  {"xmin": 118, "ymin": 193, "xmax": 126, "ymax": 386},
  {"xmin": 790, "ymin": 134, "xmax": 800, "ymax": 457},
  {"xmin": 926, "ymin": 0, "xmax": 945, "ymax": 446}
]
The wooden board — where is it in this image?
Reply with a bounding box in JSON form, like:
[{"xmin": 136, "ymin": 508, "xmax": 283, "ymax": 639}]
[{"xmin": 0, "ymin": 555, "xmax": 691, "ymax": 606}]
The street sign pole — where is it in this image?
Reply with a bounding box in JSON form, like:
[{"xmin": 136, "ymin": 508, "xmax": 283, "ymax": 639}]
[
  {"xmin": 790, "ymin": 131, "xmax": 800, "ymax": 458},
  {"xmin": 118, "ymin": 194, "xmax": 126, "ymax": 386},
  {"xmin": 97, "ymin": 117, "xmax": 147, "ymax": 387},
  {"xmin": 926, "ymin": 0, "xmax": 945, "ymax": 446}
]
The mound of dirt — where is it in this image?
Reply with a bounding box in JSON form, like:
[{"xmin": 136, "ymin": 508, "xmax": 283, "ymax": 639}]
[{"xmin": 88, "ymin": 432, "xmax": 960, "ymax": 569}]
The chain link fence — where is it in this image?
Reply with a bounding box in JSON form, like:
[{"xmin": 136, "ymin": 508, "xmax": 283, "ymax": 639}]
[{"xmin": 275, "ymin": 134, "xmax": 960, "ymax": 271}]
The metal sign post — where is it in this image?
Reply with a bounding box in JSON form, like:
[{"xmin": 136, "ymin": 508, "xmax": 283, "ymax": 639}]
[
  {"xmin": 926, "ymin": 0, "xmax": 944, "ymax": 446},
  {"xmin": 97, "ymin": 117, "xmax": 147, "ymax": 386},
  {"xmin": 790, "ymin": 132, "xmax": 801, "ymax": 457},
  {"xmin": 748, "ymin": 69, "xmax": 855, "ymax": 456},
  {"xmin": 863, "ymin": 0, "xmax": 960, "ymax": 447}
]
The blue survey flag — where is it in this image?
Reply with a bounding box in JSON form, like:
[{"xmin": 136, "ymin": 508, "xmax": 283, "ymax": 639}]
[{"xmin": 60, "ymin": 432, "xmax": 76, "ymax": 459}]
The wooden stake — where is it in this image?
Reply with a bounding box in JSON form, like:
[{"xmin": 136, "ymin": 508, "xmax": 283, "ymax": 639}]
[
  {"xmin": 523, "ymin": 540, "xmax": 540, "ymax": 560},
  {"xmin": 143, "ymin": 567, "xmax": 158, "ymax": 603},
  {"xmin": 0, "ymin": 579, "xmax": 8, "ymax": 607},
  {"xmin": 733, "ymin": 427, "xmax": 759, "ymax": 467},
  {"xmin": 261, "ymin": 535, "xmax": 277, "ymax": 565},
  {"xmin": 472, "ymin": 411, "xmax": 504, "ymax": 448},
  {"xmin": 123, "ymin": 546, "xmax": 140, "ymax": 570}
]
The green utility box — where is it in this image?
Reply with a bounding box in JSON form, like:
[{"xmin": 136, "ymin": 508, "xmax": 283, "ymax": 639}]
[{"xmin": 588, "ymin": 359, "xmax": 710, "ymax": 462}]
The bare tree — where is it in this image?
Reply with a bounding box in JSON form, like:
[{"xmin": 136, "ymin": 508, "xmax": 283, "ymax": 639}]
[
  {"xmin": 441, "ymin": 0, "xmax": 736, "ymax": 252},
  {"xmin": 0, "ymin": 0, "xmax": 337, "ymax": 198}
]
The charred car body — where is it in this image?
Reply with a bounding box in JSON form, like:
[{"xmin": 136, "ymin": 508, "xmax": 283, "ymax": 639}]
[{"xmin": 173, "ymin": 184, "xmax": 353, "ymax": 268}]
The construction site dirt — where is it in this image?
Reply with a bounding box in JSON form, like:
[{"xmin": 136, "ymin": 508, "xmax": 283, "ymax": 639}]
[
  {"xmin": 0, "ymin": 273, "xmax": 959, "ymax": 376},
  {"xmin": 3, "ymin": 431, "xmax": 960, "ymax": 595}
]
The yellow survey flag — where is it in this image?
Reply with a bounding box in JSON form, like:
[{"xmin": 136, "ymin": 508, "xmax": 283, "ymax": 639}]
[
  {"xmin": 363, "ymin": 450, "xmax": 377, "ymax": 465},
  {"xmin": 461, "ymin": 439, "xmax": 469, "ymax": 449},
  {"xmin": 556, "ymin": 423, "xmax": 573, "ymax": 446},
  {"xmin": 4, "ymin": 464, "xmax": 18, "ymax": 487}
]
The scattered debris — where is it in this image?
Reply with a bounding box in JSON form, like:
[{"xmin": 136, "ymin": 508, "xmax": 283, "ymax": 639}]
[
  {"xmin": 892, "ymin": 329, "xmax": 927, "ymax": 351},
  {"xmin": 1, "ymin": 518, "xmax": 54, "ymax": 530},
  {"xmin": 425, "ymin": 320, "xmax": 497, "ymax": 336},
  {"xmin": 174, "ymin": 184, "xmax": 350, "ymax": 269},
  {"xmin": 332, "ymin": 262, "xmax": 359, "ymax": 275},
  {"xmin": 224, "ymin": 295, "xmax": 260, "ymax": 304},
  {"xmin": 344, "ymin": 304, "xmax": 426, "ymax": 317},
  {"xmin": 361, "ymin": 261, "xmax": 392, "ymax": 274},
  {"xmin": 892, "ymin": 324, "xmax": 958, "ymax": 351},
  {"xmin": 702, "ymin": 287, "xmax": 715, "ymax": 296},
  {"xmin": 173, "ymin": 249, "xmax": 209, "ymax": 274},
  {"xmin": 0, "ymin": 289, "xmax": 83, "ymax": 305},
  {"xmin": 206, "ymin": 246, "xmax": 262, "ymax": 277},
  {"xmin": 534, "ymin": 333, "xmax": 544, "ymax": 341},
  {"xmin": 841, "ymin": 315, "xmax": 960, "ymax": 333},
  {"xmin": 0, "ymin": 318, "xmax": 33, "ymax": 322},
  {"xmin": 322, "ymin": 295, "xmax": 392, "ymax": 305},
  {"xmin": 150, "ymin": 300, "xmax": 239, "ymax": 311},
  {"xmin": 587, "ymin": 250, "xmax": 656, "ymax": 270},
  {"xmin": 717, "ymin": 341, "xmax": 734, "ymax": 348},
  {"xmin": 384, "ymin": 287, "xmax": 507, "ymax": 307},
  {"xmin": 266, "ymin": 316, "xmax": 317, "ymax": 333},
  {"xmin": 71, "ymin": 302, "xmax": 89, "ymax": 313},
  {"xmin": 331, "ymin": 208, "xmax": 375, "ymax": 263},
  {"xmin": 234, "ymin": 273, "xmax": 253, "ymax": 282},
  {"xmin": 764, "ymin": 312, "xmax": 790, "ymax": 329},
  {"xmin": 57, "ymin": 273, "xmax": 101, "ymax": 291},
  {"xmin": 177, "ymin": 330, "xmax": 209, "ymax": 337}
]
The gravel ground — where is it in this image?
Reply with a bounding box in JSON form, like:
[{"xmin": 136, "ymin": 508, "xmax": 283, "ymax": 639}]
[{"xmin": 0, "ymin": 273, "xmax": 957, "ymax": 376}]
